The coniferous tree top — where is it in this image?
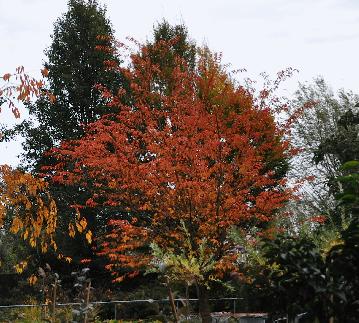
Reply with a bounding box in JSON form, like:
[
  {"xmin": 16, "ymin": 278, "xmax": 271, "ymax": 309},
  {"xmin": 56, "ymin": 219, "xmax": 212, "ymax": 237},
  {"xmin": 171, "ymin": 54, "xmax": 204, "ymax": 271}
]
[
  {"xmin": 46, "ymin": 0, "xmax": 117, "ymax": 114},
  {"xmin": 148, "ymin": 20, "xmax": 196, "ymax": 70}
]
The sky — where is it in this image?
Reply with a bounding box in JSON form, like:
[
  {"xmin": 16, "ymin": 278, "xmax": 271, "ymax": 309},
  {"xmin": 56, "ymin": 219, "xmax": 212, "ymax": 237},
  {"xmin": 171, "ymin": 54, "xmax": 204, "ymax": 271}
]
[{"xmin": 1, "ymin": 0, "xmax": 359, "ymax": 166}]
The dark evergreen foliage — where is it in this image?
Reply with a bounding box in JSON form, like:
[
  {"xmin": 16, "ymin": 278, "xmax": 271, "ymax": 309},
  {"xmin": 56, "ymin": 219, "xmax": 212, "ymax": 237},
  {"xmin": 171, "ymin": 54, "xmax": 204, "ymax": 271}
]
[{"xmin": 16, "ymin": 0, "xmax": 125, "ymax": 171}]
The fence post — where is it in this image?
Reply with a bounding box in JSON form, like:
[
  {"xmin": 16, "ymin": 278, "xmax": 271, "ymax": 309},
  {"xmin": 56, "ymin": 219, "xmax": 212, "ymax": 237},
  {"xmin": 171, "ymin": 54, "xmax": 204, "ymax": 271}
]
[
  {"xmin": 233, "ymin": 299, "xmax": 236, "ymax": 313},
  {"xmin": 84, "ymin": 280, "xmax": 91, "ymax": 323},
  {"xmin": 166, "ymin": 278, "xmax": 178, "ymax": 323},
  {"xmin": 52, "ymin": 277, "xmax": 57, "ymax": 323},
  {"xmin": 114, "ymin": 303, "xmax": 117, "ymax": 320}
]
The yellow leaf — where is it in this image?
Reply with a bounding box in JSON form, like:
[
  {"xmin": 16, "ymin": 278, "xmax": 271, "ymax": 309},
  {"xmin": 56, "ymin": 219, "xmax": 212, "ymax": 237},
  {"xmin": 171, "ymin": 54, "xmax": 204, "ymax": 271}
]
[
  {"xmin": 76, "ymin": 217, "xmax": 87, "ymax": 233},
  {"xmin": 85, "ymin": 230, "xmax": 92, "ymax": 244},
  {"xmin": 76, "ymin": 221, "xmax": 83, "ymax": 233},
  {"xmin": 80, "ymin": 217, "xmax": 87, "ymax": 230},
  {"xmin": 28, "ymin": 275, "xmax": 38, "ymax": 285},
  {"xmin": 30, "ymin": 238, "xmax": 36, "ymax": 248},
  {"xmin": 14, "ymin": 261, "xmax": 28, "ymax": 274},
  {"xmin": 41, "ymin": 243, "xmax": 48, "ymax": 253}
]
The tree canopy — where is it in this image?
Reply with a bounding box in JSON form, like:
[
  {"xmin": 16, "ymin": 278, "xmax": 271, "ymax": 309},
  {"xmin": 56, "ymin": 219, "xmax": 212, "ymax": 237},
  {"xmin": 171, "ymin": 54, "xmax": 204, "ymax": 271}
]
[{"xmin": 47, "ymin": 36, "xmax": 291, "ymax": 321}]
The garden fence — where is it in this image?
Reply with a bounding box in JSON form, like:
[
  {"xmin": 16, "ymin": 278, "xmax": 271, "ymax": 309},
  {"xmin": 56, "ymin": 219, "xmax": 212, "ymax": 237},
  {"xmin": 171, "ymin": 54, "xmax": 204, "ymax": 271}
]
[{"xmin": 0, "ymin": 297, "xmax": 247, "ymax": 321}]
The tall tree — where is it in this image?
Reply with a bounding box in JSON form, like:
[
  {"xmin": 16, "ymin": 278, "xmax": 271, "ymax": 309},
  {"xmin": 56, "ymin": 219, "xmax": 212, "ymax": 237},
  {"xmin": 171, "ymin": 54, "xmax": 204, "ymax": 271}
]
[
  {"xmin": 42, "ymin": 21, "xmax": 199, "ymax": 272},
  {"xmin": 12, "ymin": 0, "xmax": 124, "ymax": 171},
  {"xmin": 289, "ymin": 78, "xmax": 359, "ymax": 225},
  {"xmin": 49, "ymin": 39, "xmax": 291, "ymax": 321}
]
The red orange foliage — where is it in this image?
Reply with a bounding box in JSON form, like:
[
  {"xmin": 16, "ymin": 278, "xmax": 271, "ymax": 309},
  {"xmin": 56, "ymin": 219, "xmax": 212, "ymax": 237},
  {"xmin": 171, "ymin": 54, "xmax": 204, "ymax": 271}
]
[
  {"xmin": 0, "ymin": 66, "xmax": 54, "ymax": 118},
  {"xmin": 48, "ymin": 41, "xmax": 292, "ymax": 285}
]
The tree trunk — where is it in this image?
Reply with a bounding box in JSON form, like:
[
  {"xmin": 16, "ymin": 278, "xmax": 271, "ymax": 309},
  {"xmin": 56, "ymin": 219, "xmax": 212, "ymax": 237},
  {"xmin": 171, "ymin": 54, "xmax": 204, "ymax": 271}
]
[
  {"xmin": 198, "ymin": 284, "xmax": 211, "ymax": 323},
  {"xmin": 166, "ymin": 278, "xmax": 178, "ymax": 323}
]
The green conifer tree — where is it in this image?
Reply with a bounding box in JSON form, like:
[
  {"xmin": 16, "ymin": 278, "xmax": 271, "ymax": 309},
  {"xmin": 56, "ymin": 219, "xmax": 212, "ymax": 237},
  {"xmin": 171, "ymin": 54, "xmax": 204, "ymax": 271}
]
[{"xmin": 19, "ymin": 0, "xmax": 125, "ymax": 171}]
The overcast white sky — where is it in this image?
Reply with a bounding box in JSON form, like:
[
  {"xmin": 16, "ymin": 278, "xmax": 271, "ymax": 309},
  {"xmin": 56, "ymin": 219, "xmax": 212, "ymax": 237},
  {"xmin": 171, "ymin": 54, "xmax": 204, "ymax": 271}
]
[{"xmin": 1, "ymin": 0, "xmax": 359, "ymax": 166}]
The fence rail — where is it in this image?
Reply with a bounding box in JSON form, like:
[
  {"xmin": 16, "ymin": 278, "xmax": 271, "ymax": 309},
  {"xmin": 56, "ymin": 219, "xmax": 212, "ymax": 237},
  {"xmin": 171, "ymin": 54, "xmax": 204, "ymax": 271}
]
[
  {"xmin": 0, "ymin": 297, "xmax": 244, "ymax": 320},
  {"xmin": 0, "ymin": 297, "xmax": 243, "ymax": 307}
]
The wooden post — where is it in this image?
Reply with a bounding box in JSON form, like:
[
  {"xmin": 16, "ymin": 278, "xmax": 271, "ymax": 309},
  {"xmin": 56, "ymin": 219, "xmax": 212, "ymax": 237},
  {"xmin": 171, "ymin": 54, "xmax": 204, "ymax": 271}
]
[
  {"xmin": 52, "ymin": 277, "xmax": 57, "ymax": 323},
  {"xmin": 84, "ymin": 280, "xmax": 91, "ymax": 323},
  {"xmin": 41, "ymin": 277, "xmax": 46, "ymax": 320},
  {"xmin": 166, "ymin": 277, "xmax": 178, "ymax": 323}
]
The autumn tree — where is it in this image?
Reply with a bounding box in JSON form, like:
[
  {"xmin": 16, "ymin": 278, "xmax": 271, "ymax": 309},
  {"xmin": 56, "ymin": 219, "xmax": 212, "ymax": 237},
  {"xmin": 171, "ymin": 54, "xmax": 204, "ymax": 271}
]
[
  {"xmin": 42, "ymin": 21, "xmax": 198, "ymax": 275},
  {"xmin": 48, "ymin": 37, "xmax": 291, "ymax": 321}
]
